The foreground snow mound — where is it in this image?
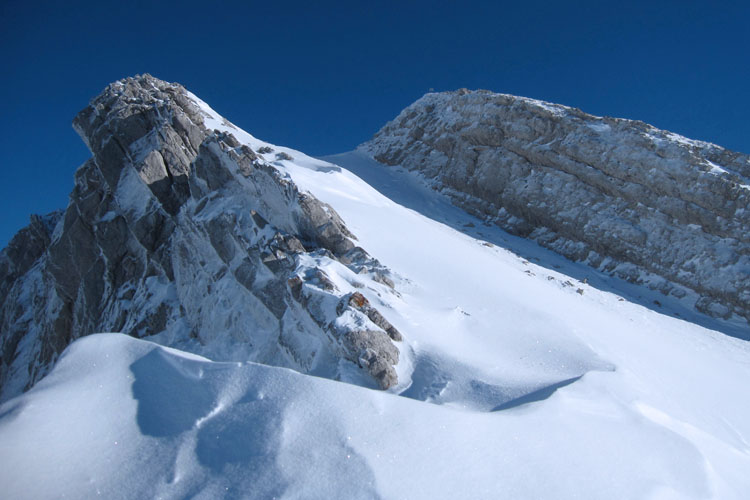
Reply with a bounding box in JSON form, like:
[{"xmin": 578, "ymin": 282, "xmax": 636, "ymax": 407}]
[{"xmin": 0, "ymin": 333, "xmax": 747, "ymax": 500}]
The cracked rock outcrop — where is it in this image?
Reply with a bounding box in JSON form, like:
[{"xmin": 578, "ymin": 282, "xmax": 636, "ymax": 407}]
[
  {"xmin": 360, "ymin": 89, "xmax": 750, "ymax": 324},
  {"xmin": 0, "ymin": 74, "xmax": 401, "ymax": 400}
]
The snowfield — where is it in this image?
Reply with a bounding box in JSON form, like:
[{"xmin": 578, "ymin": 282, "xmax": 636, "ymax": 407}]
[{"xmin": 1, "ymin": 96, "xmax": 750, "ymax": 499}]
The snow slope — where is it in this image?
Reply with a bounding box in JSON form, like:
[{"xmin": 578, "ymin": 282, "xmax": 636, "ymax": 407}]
[
  {"xmin": 2, "ymin": 95, "xmax": 750, "ymax": 499},
  {"xmin": 2, "ymin": 329, "xmax": 748, "ymax": 499}
]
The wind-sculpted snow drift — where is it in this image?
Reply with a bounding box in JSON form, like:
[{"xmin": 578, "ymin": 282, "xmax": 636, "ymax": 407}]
[
  {"xmin": 361, "ymin": 89, "xmax": 750, "ymax": 324},
  {"xmin": 3, "ymin": 332, "xmax": 747, "ymax": 499},
  {"xmin": 0, "ymin": 75, "xmax": 403, "ymax": 400}
]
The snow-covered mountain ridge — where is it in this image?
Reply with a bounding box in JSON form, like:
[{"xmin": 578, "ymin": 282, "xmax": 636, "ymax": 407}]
[
  {"xmin": 361, "ymin": 89, "xmax": 750, "ymax": 325},
  {"xmin": 1, "ymin": 76, "xmax": 750, "ymax": 498}
]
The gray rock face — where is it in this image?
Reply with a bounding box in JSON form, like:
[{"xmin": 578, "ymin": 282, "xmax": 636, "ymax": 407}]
[
  {"xmin": 361, "ymin": 90, "xmax": 750, "ymax": 325},
  {"xmin": 0, "ymin": 74, "xmax": 401, "ymax": 400}
]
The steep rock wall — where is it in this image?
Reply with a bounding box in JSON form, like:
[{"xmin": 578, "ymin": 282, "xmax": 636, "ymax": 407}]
[
  {"xmin": 0, "ymin": 75, "xmax": 402, "ymax": 400},
  {"xmin": 361, "ymin": 90, "xmax": 750, "ymax": 324}
]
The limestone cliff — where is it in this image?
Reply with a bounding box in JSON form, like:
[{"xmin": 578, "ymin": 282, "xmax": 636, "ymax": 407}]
[{"xmin": 361, "ymin": 90, "xmax": 750, "ymax": 324}]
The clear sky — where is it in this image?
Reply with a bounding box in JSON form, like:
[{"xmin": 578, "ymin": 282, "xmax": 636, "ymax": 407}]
[{"xmin": 2, "ymin": 0, "xmax": 749, "ymax": 247}]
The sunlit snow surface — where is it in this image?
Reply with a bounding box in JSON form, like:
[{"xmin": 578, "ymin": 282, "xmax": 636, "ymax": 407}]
[{"xmin": 2, "ymin": 99, "xmax": 750, "ymax": 499}]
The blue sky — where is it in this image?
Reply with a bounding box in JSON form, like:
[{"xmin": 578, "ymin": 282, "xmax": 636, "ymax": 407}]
[{"xmin": 1, "ymin": 0, "xmax": 749, "ymax": 247}]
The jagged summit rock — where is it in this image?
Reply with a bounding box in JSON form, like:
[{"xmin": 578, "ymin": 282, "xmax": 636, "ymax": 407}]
[
  {"xmin": 360, "ymin": 89, "xmax": 750, "ymax": 324},
  {"xmin": 0, "ymin": 74, "xmax": 402, "ymax": 401}
]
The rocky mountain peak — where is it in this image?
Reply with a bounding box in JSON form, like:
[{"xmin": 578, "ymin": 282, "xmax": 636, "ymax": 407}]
[
  {"xmin": 0, "ymin": 75, "xmax": 403, "ymax": 401},
  {"xmin": 72, "ymin": 74, "xmax": 206, "ymax": 214}
]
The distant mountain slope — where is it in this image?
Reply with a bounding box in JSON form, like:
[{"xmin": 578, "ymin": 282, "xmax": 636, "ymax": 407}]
[{"xmin": 360, "ymin": 89, "xmax": 750, "ymax": 326}]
